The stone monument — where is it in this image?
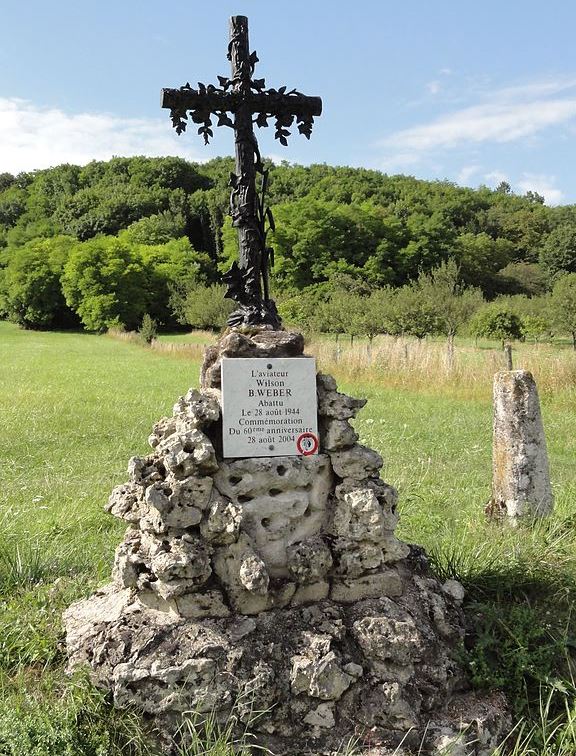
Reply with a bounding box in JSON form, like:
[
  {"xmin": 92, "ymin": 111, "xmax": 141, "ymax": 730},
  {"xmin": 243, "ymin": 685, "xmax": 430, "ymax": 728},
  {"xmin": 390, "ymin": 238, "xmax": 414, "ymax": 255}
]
[
  {"xmin": 64, "ymin": 17, "xmax": 508, "ymax": 755},
  {"xmin": 488, "ymin": 370, "xmax": 553, "ymax": 521},
  {"xmin": 64, "ymin": 330, "xmax": 508, "ymax": 754}
]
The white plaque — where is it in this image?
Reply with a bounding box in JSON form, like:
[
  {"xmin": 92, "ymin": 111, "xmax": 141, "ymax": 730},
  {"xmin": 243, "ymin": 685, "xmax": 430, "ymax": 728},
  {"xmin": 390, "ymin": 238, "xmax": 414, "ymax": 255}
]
[{"xmin": 221, "ymin": 357, "xmax": 318, "ymax": 458}]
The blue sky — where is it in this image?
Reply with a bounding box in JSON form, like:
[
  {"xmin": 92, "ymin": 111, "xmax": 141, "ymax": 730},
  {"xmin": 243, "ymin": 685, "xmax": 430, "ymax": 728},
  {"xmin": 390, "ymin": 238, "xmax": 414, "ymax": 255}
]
[{"xmin": 1, "ymin": 0, "xmax": 576, "ymax": 204}]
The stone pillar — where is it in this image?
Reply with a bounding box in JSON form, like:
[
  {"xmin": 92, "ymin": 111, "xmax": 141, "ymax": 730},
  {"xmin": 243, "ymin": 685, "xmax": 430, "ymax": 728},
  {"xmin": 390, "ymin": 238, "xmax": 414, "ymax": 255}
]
[{"xmin": 490, "ymin": 370, "xmax": 553, "ymax": 520}]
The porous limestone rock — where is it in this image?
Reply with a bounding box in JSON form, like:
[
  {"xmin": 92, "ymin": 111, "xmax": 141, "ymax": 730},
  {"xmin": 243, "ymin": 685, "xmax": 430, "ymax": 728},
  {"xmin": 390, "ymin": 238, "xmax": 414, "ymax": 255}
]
[
  {"xmin": 106, "ymin": 482, "xmax": 143, "ymax": 522},
  {"xmin": 489, "ymin": 370, "xmax": 554, "ymax": 520},
  {"xmin": 286, "ymin": 536, "xmax": 333, "ymax": 583},
  {"xmin": 332, "ymin": 537, "xmax": 410, "ymax": 576},
  {"xmin": 330, "ymin": 485, "xmax": 398, "ymax": 541},
  {"xmin": 201, "ymin": 329, "xmax": 305, "ymax": 389},
  {"xmin": 290, "ymin": 632, "xmax": 355, "ymax": 700},
  {"xmin": 316, "ymin": 373, "xmax": 367, "ymax": 420},
  {"xmin": 199, "ymin": 496, "xmax": 241, "ymax": 545},
  {"xmin": 64, "ymin": 327, "xmax": 505, "ymax": 756},
  {"xmin": 330, "ymin": 444, "xmax": 383, "ymax": 480},
  {"xmin": 159, "ymin": 429, "xmax": 218, "ymax": 478},
  {"xmin": 214, "ymin": 455, "xmax": 332, "ymax": 577},
  {"xmin": 320, "ymin": 417, "xmax": 359, "ymax": 451},
  {"xmin": 331, "ymin": 570, "xmax": 403, "ymax": 603}
]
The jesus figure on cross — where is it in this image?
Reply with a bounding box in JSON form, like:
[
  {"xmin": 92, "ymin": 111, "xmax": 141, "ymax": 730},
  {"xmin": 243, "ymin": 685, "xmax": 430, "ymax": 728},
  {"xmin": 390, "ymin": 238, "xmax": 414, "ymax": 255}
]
[{"xmin": 162, "ymin": 16, "xmax": 322, "ymax": 329}]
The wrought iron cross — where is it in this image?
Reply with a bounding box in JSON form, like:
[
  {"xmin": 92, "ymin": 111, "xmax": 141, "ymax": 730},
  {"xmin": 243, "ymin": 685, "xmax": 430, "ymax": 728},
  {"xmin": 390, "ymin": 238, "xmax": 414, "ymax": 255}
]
[{"xmin": 161, "ymin": 15, "xmax": 322, "ymax": 329}]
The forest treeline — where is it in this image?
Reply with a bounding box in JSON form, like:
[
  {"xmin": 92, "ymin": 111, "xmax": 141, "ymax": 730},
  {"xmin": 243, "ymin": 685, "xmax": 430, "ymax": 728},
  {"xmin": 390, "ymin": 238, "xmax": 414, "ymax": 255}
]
[{"xmin": 1, "ymin": 155, "xmax": 576, "ymax": 341}]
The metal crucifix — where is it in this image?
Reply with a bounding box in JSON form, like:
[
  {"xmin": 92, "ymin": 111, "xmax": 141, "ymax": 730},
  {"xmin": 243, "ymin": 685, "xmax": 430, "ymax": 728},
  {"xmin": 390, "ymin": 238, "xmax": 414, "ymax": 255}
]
[{"xmin": 161, "ymin": 15, "xmax": 322, "ymax": 329}]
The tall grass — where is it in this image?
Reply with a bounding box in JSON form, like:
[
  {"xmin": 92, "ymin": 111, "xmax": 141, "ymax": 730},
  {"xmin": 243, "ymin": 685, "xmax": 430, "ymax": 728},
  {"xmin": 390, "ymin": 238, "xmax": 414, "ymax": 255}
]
[{"xmin": 308, "ymin": 333, "xmax": 576, "ymax": 399}]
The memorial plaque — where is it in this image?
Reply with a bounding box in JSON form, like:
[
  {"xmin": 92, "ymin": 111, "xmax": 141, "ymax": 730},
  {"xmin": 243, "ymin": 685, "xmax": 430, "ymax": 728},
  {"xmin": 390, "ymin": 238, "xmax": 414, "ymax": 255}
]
[{"xmin": 221, "ymin": 357, "xmax": 318, "ymax": 458}]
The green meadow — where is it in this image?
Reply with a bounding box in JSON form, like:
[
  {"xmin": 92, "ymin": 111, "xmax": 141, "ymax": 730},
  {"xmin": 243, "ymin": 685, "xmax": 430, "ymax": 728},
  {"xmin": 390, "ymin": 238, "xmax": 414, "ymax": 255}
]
[{"xmin": 1, "ymin": 321, "xmax": 576, "ymax": 754}]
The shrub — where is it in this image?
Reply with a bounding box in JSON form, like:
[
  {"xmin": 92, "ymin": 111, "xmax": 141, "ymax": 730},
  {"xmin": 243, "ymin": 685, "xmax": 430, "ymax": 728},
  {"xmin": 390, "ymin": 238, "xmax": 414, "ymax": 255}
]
[
  {"xmin": 171, "ymin": 283, "xmax": 234, "ymax": 331},
  {"xmin": 138, "ymin": 313, "xmax": 157, "ymax": 344}
]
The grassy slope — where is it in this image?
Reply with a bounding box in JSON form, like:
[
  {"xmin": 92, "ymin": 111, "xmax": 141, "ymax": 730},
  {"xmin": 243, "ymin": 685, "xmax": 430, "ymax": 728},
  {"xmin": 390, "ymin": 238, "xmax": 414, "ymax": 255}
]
[{"xmin": 1, "ymin": 322, "xmax": 575, "ymax": 754}]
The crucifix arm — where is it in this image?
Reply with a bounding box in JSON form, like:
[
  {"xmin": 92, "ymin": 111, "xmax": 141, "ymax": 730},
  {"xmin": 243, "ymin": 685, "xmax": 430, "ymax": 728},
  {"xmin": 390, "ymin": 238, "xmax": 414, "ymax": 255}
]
[{"xmin": 161, "ymin": 87, "xmax": 322, "ymax": 142}]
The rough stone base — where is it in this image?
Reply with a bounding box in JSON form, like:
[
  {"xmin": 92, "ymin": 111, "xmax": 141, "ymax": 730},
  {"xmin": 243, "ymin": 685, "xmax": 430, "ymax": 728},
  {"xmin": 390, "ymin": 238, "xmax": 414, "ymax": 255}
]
[
  {"xmin": 64, "ymin": 328, "xmax": 509, "ymax": 754},
  {"xmin": 64, "ymin": 558, "xmax": 508, "ymax": 755}
]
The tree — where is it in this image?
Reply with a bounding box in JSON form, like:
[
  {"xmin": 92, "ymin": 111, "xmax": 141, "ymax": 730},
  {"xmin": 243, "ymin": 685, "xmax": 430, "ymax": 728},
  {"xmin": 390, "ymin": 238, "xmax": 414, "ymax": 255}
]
[
  {"xmin": 61, "ymin": 237, "xmax": 149, "ymax": 331},
  {"xmin": 522, "ymin": 314, "xmax": 552, "ymax": 343},
  {"xmin": 539, "ymin": 225, "xmax": 576, "ymax": 282},
  {"xmin": 469, "ymin": 303, "xmax": 524, "ymax": 347},
  {"xmin": 0, "ymin": 173, "xmax": 15, "ymax": 192},
  {"xmin": 0, "ymin": 236, "xmax": 78, "ymax": 329},
  {"xmin": 452, "ymin": 232, "xmax": 514, "ymax": 294},
  {"xmin": 267, "ymin": 199, "xmax": 389, "ymax": 290},
  {"xmin": 139, "ymin": 237, "xmax": 212, "ymax": 326},
  {"xmin": 386, "ymin": 284, "xmax": 439, "ymax": 339},
  {"xmin": 278, "ymin": 285, "xmax": 330, "ymax": 332},
  {"xmin": 350, "ymin": 288, "xmax": 392, "ymax": 355},
  {"xmin": 549, "ymin": 273, "xmax": 576, "ymax": 350},
  {"xmin": 496, "ymin": 262, "xmax": 548, "ymax": 295},
  {"xmin": 121, "ymin": 211, "xmax": 187, "ymax": 245},
  {"xmin": 139, "ymin": 313, "xmax": 158, "ymax": 344},
  {"xmin": 416, "ymin": 260, "xmax": 483, "ymax": 366}
]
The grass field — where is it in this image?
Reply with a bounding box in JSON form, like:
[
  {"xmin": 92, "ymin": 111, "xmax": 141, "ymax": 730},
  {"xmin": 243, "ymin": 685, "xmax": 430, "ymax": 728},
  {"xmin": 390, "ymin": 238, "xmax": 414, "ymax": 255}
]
[{"xmin": 1, "ymin": 321, "xmax": 576, "ymax": 754}]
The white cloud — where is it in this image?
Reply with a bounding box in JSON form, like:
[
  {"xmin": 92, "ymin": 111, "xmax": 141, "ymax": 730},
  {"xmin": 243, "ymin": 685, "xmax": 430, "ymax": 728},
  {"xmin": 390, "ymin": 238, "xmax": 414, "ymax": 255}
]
[
  {"xmin": 381, "ymin": 97, "xmax": 576, "ymax": 153},
  {"xmin": 426, "ymin": 80, "xmax": 441, "ymax": 95},
  {"xmin": 484, "ymin": 170, "xmax": 509, "ymax": 186},
  {"xmin": 379, "ymin": 151, "xmax": 423, "ymax": 173},
  {"xmin": 516, "ymin": 173, "xmax": 564, "ymax": 205},
  {"xmin": 456, "ymin": 164, "xmax": 481, "ymax": 185},
  {"xmin": 378, "ymin": 77, "xmax": 576, "ymax": 167},
  {"xmin": 0, "ymin": 97, "xmax": 205, "ymax": 174}
]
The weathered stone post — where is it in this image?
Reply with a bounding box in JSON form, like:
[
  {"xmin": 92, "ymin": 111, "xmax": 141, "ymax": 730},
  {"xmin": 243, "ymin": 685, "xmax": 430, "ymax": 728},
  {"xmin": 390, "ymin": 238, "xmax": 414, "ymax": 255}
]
[{"xmin": 489, "ymin": 370, "xmax": 553, "ymax": 520}]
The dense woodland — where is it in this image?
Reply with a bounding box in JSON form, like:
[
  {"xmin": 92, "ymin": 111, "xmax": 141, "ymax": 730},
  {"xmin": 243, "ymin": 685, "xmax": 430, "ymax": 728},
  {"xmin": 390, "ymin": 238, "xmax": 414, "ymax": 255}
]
[{"xmin": 1, "ymin": 155, "xmax": 576, "ymax": 343}]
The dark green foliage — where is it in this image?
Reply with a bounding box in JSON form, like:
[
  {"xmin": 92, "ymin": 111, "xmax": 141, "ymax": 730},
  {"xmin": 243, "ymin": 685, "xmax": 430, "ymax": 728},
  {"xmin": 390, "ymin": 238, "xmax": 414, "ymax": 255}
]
[
  {"xmin": 0, "ymin": 173, "xmax": 15, "ymax": 192},
  {"xmin": 540, "ymin": 224, "xmax": 576, "ymax": 281},
  {"xmin": 496, "ymin": 261, "xmax": 549, "ymax": 295},
  {"xmin": 466, "ymin": 601, "xmax": 564, "ymax": 705},
  {"xmin": 2, "ymin": 155, "xmax": 576, "ymax": 337}
]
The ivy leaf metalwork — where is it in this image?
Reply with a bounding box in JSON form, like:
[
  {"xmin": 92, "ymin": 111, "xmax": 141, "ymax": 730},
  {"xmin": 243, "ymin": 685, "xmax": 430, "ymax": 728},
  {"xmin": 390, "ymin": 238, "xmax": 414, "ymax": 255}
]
[
  {"xmin": 255, "ymin": 112, "xmax": 269, "ymax": 128},
  {"xmin": 217, "ymin": 112, "xmax": 234, "ymax": 128}
]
